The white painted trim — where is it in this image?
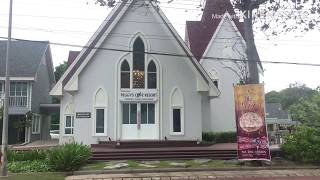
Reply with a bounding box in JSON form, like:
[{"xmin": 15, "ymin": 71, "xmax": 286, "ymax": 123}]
[
  {"xmin": 149, "ymin": 0, "xmax": 220, "ymax": 97},
  {"xmin": 0, "ymin": 77, "xmax": 35, "ymax": 81},
  {"xmin": 92, "ymin": 87, "xmax": 108, "ymax": 136},
  {"xmin": 93, "ymin": 107, "xmax": 107, "ymax": 136},
  {"xmin": 169, "ymin": 87, "xmax": 185, "ymax": 136},
  {"xmin": 63, "ymin": 114, "xmax": 74, "ymax": 137},
  {"xmin": 51, "ymin": 0, "xmax": 219, "ymax": 97},
  {"xmin": 200, "ymin": 12, "xmax": 246, "ymax": 65},
  {"xmin": 50, "ymin": 1, "xmax": 131, "ymax": 96}
]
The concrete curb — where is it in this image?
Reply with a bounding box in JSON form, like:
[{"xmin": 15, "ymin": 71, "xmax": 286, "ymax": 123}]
[{"xmin": 69, "ymin": 166, "xmax": 320, "ymax": 176}]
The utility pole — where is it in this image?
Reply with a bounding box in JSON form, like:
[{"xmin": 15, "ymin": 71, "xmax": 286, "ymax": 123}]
[
  {"xmin": 243, "ymin": 8, "xmax": 260, "ymax": 84},
  {"xmin": 1, "ymin": 0, "xmax": 13, "ymax": 177}
]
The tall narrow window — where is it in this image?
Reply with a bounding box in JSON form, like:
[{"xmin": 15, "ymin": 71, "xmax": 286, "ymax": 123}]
[
  {"xmin": 173, "ymin": 109, "xmax": 181, "ymax": 132},
  {"xmin": 122, "ymin": 103, "xmax": 138, "ymax": 124},
  {"xmin": 65, "ymin": 115, "xmax": 74, "ymax": 135},
  {"xmin": 170, "ymin": 88, "xmax": 184, "ymax": 135},
  {"xmin": 94, "ymin": 88, "xmax": 107, "ymax": 135},
  {"xmin": 121, "ymin": 60, "xmax": 130, "ymax": 89},
  {"xmin": 147, "ymin": 61, "xmax": 157, "ymax": 89},
  {"xmin": 133, "ymin": 37, "xmax": 145, "ymax": 88},
  {"xmin": 141, "ymin": 103, "xmax": 155, "ymax": 124},
  {"xmin": 95, "ymin": 109, "xmax": 105, "ymax": 134},
  {"xmin": 32, "ymin": 115, "xmax": 41, "ymax": 134}
]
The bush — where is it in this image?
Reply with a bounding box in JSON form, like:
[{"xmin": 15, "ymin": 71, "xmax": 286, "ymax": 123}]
[
  {"xmin": 281, "ymin": 126, "xmax": 320, "ymax": 164},
  {"xmin": 47, "ymin": 143, "xmax": 92, "ymax": 171},
  {"xmin": 8, "ymin": 150, "xmax": 47, "ymax": 162},
  {"xmin": 8, "ymin": 160, "xmax": 51, "ymax": 173},
  {"xmin": 202, "ymin": 132, "xmax": 237, "ymax": 143}
]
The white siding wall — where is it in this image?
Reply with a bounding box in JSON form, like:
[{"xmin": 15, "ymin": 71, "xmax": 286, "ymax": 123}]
[
  {"xmin": 201, "ymin": 17, "xmax": 246, "ymax": 132},
  {"xmin": 59, "ymin": 2, "xmax": 204, "ymax": 145}
]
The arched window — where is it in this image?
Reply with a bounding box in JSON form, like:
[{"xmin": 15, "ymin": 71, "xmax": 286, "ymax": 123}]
[
  {"xmin": 170, "ymin": 88, "xmax": 184, "ymax": 135},
  {"xmin": 147, "ymin": 61, "xmax": 157, "ymax": 89},
  {"xmin": 208, "ymin": 69, "xmax": 219, "ymax": 88},
  {"xmin": 133, "ymin": 37, "xmax": 145, "ymax": 88},
  {"xmin": 121, "ymin": 60, "xmax": 130, "ymax": 89}
]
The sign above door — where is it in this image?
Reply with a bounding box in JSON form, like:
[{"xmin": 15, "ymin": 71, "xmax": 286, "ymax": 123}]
[{"xmin": 120, "ymin": 89, "xmax": 158, "ymax": 102}]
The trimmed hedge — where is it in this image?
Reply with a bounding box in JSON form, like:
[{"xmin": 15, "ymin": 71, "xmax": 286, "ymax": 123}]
[{"xmin": 202, "ymin": 132, "xmax": 237, "ymax": 143}]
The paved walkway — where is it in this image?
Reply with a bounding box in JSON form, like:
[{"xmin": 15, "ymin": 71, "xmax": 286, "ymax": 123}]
[{"xmin": 66, "ymin": 169, "xmax": 320, "ymax": 180}]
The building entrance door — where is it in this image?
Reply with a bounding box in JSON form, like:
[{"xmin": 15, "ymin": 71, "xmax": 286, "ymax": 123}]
[{"xmin": 121, "ymin": 103, "xmax": 158, "ymax": 140}]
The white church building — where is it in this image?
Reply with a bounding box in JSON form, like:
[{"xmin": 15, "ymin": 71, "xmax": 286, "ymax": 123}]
[{"xmin": 50, "ymin": 0, "xmax": 259, "ymax": 145}]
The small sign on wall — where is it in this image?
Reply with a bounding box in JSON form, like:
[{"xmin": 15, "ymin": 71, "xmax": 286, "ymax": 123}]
[{"xmin": 76, "ymin": 112, "xmax": 91, "ymax": 118}]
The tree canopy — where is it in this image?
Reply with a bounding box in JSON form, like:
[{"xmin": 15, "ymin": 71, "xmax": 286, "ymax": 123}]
[
  {"xmin": 265, "ymin": 83, "xmax": 317, "ymax": 109},
  {"xmin": 289, "ymin": 92, "xmax": 320, "ymax": 127},
  {"xmin": 54, "ymin": 61, "xmax": 68, "ymax": 82}
]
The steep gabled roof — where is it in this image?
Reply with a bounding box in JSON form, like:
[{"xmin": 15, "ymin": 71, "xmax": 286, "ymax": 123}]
[
  {"xmin": 186, "ymin": 0, "xmax": 245, "ymax": 61},
  {"xmin": 67, "ymin": 51, "xmax": 80, "ymax": 67},
  {"xmin": 51, "ymin": 0, "xmax": 220, "ymax": 96},
  {"xmin": 0, "ymin": 40, "xmax": 49, "ymax": 77}
]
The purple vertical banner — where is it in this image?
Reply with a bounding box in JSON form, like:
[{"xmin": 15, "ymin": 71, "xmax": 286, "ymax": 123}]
[{"xmin": 234, "ymin": 84, "xmax": 271, "ymax": 161}]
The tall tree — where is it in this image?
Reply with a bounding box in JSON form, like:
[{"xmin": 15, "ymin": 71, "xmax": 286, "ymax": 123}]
[
  {"xmin": 95, "ymin": 0, "xmax": 320, "ymax": 84},
  {"xmin": 54, "ymin": 61, "xmax": 68, "ymax": 81},
  {"xmin": 289, "ymin": 92, "xmax": 320, "ymax": 127}
]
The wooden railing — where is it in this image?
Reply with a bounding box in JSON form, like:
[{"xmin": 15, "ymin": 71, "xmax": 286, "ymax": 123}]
[
  {"xmin": 0, "ymin": 93, "xmax": 4, "ymax": 108},
  {"xmin": 0, "ymin": 95, "xmax": 29, "ymax": 108},
  {"xmin": 9, "ymin": 96, "xmax": 28, "ymax": 107}
]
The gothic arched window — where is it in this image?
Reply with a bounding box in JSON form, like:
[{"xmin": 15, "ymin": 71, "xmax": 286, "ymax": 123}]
[
  {"xmin": 121, "ymin": 60, "xmax": 130, "ymax": 89},
  {"xmin": 147, "ymin": 61, "xmax": 157, "ymax": 89},
  {"xmin": 133, "ymin": 37, "xmax": 145, "ymax": 88}
]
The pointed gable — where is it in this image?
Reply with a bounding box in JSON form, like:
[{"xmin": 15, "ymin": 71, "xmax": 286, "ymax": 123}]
[
  {"xmin": 186, "ymin": 0, "xmax": 244, "ymax": 61},
  {"xmin": 51, "ymin": 0, "xmax": 220, "ymax": 96}
]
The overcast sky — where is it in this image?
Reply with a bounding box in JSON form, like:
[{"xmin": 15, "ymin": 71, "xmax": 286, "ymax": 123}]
[{"xmin": 0, "ymin": 0, "xmax": 319, "ymax": 92}]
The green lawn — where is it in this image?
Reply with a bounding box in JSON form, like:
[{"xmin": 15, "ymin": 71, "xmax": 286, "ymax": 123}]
[
  {"xmin": 8, "ymin": 173, "xmax": 65, "ymax": 180},
  {"xmin": 80, "ymin": 159, "xmax": 241, "ymax": 171}
]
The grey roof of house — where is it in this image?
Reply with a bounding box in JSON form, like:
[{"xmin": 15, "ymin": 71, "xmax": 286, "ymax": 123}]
[
  {"xmin": 265, "ymin": 103, "xmax": 290, "ymax": 119},
  {"xmin": 0, "ymin": 40, "xmax": 49, "ymax": 77}
]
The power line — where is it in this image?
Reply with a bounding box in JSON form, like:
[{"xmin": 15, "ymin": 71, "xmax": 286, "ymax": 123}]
[{"xmin": 1, "ymin": 36, "xmax": 319, "ymax": 67}]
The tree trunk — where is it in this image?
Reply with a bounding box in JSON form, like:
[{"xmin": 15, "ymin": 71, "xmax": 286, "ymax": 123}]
[{"xmin": 243, "ymin": 9, "xmax": 260, "ymax": 84}]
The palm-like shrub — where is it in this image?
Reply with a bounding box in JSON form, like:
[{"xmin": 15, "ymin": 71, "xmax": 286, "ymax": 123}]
[{"xmin": 47, "ymin": 143, "xmax": 92, "ymax": 171}]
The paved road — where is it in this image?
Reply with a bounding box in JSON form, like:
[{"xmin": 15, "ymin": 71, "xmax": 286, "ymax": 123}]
[
  {"xmin": 66, "ymin": 169, "xmax": 320, "ymax": 180},
  {"xmin": 213, "ymin": 178, "xmax": 320, "ymax": 180}
]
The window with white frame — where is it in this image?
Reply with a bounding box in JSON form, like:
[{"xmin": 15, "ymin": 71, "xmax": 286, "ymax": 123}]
[
  {"xmin": 9, "ymin": 82, "xmax": 28, "ymax": 107},
  {"xmin": 170, "ymin": 88, "xmax": 184, "ymax": 135},
  {"xmin": 94, "ymin": 88, "xmax": 107, "ymax": 135},
  {"xmin": 121, "ymin": 60, "xmax": 130, "ymax": 89},
  {"xmin": 32, "ymin": 114, "xmax": 41, "ymax": 134},
  {"xmin": 65, "ymin": 115, "xmax": 74, "ymax": 135},
  {"xmin": 132, "ymin": 37, "xmax": 145, "ymax": 89},
  {"xmin": 0, "ymin": 82, "xmax": 3, "ymax": 95},
  {"xmin": 95, "ymin": 108, "xmax": 105, "ymax": 134}
]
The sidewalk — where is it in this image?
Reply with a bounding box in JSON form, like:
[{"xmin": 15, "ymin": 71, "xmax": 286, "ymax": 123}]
[{"xmin": 66, "ymin": 169, "xmax": 320, "ymax": 180}]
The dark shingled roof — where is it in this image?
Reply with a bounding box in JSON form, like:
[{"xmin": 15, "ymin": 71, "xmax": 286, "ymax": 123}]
[
  {"xmin": 0, "ymin": 40, "xmax": 49, "ymax": 77},
  {"xmin": 186, "ymin": 0, "xmax": 245, "ymax": 61},
  {"xmin": 67, "ymin": 51, "xmax": 80, "ymax": 68},
  {"xmin": 265, "ymin": 103, "xmax": 290, "ymax": 119}
]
